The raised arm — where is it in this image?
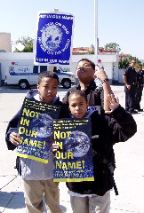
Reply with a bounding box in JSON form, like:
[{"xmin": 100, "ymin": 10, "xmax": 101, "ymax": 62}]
[{"xmin": 95, "ymin": 66, "xmax": 115, "ymax": 112}]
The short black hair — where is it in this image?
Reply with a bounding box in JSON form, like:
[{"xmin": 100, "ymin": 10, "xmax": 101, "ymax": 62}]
[
  {"xmin": 68, "ymin": 90, "xmax": 87, "ymax": 103},
  {"xmin": 37, "ymin": 71, "xmax": 59, "ymax": 84},
  {"xmin": 78, "ymin": 58, "xmax": 95, "ymax": 70}
]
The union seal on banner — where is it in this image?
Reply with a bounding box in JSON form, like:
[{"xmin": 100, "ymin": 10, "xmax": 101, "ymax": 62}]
[{"xmin": 34, "ymin": 11, "xmax": 74, "ymax": 65}]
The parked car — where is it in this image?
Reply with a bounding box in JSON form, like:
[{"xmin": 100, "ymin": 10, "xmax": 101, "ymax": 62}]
[
  {"xmin": 4, "ymin": 60, "xmax": 76, "ymax": 89},
  {"xmin": 53, "ymin": 68, "xmax": 76, "ymax": 89}
]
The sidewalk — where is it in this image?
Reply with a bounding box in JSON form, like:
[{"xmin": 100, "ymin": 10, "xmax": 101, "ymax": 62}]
[
  {"xmin": 0, "ymin": 175, "xmax": 72, "ymax": 213},
  {"xmin": 0, "ymin": 86, "xmax": 144, "ymax": 213}
]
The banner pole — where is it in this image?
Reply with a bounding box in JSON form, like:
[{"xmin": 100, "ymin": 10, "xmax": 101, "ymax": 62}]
[
  {"xmin": 48, "ymin": 9, "xmax": 59, "ymax": 72},
  {"xmin": 94, "ymin": 0, "xmax": 98, "ymax": 62}
]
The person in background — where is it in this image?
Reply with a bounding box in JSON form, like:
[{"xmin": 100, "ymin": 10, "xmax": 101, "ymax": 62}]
[
  {"xmin": 63, "ymin": 58, "xmax": 114, "ymax": 113},
  {"xmin": 123, "ymin": 59, "xmax": 137, "ymax": 114},
  {"xmin": 5, "ymin": 71, "xmax": 67, "ymax": 213},
  {"xmin": 64, "ymin": 90, "xmax": 137, "ymax": 213},
  {"xmin": 135, "ymin": 64, "xmax": 144, "ymax": 111}
]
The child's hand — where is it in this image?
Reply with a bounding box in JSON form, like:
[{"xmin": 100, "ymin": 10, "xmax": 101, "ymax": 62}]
[
  {"xmin": 95, "ymin": 66, "xmax": 108, "ymax": 81},
  {"xmin": 126, "ymin": 84, "xmax": 131, "ymax": 90},
  {"xmin": 9, "ymin": 132, "xmax": 21, "ymax": 146},
  {"xmin": 52, "ymin": 143, "xmax": 60, "ymax": 153},
  {"xmin": 105, "ymin": 94, "xmax": 119, "ymax": 114}
]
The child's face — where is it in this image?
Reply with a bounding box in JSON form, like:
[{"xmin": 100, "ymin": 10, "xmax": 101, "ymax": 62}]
[
  {"xmin": 68, "ymin": 94, "xmax": 88, "ymax": 119},
  {"xmin": 37, "ymin": 77, "xmax": 58, "ymax": 103},
  {"xmin": 76, "ymin": 60, "xmax": 95, "ymax": 84}
]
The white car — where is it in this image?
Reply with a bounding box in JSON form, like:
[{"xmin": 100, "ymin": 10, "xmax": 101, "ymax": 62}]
[
  {"xmin": 4, "ymin": 62, "xmax": 76, "ymax": 89},
  {"xmin": 54, "ymin": 69, "xmax": 76, "ymax": 89}
]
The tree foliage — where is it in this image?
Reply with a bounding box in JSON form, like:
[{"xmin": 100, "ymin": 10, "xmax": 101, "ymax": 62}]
[
  {"xmin": 104, "ymin": 42, "xmax": 121, "ymax": 51},
  {"xmin": 118, "ymin": 53, "xmax": 142, "ymax": 69},
  {"xmin": 118, "ymin": 57, "xmax": 129, "ymax": 69},
  {"xmin": 104, "ymin": 42, "xmax": 142, "ymax": 69},
  {"xmin": 88, "ymin": 44, "xmax": 95, "ymax": 54},
  {"xmin": 15, "ymin": 36, "xmax": 33, "ymax": 52}
]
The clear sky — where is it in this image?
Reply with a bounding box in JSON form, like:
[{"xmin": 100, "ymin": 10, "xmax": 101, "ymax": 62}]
[{"xmin": 0, "ymin": 0, "xmax": 144, "ymax": 59}]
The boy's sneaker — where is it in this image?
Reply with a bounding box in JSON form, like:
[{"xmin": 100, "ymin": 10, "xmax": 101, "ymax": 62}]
[
  {"xmin": 130, "ymin": 110, "xmax": 138, "ymax": 114},
  {"xmin": 137, "ymin": 109, "xmax": 143, "ymax": 112}
]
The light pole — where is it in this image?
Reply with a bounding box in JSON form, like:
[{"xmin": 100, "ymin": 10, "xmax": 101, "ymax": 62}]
[{"xmin": 94, "ymin": 0, "xmax": 98, "ymax": 62}]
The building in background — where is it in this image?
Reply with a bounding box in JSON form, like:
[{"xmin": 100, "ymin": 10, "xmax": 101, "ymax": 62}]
[
  {"xmin": 0, "ymin": 47, "xmax": 120, "ymax": 86},
  {"xmin": 72, "ymin": 47, "xmax": 119, "ymax": 84},
  {"xmin": 0, "ymin": 32, "xmax": 12, "ymax": 52}
]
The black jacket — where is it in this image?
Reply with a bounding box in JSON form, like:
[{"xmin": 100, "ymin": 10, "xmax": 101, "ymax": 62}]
[
  {"xmin": 66, "ymin": 106, "xmax": 137, "ymax": 196},
  {"xmin": 124, "ymin": 67, "xmax": 137, "ymax": 86},
  {"xmin": 137, "ymin": 70, "xmax": 144, "ymax": 88},
  {"xmin": 63, "ymin": 81, "xmax": 103, "ymax": 109}
]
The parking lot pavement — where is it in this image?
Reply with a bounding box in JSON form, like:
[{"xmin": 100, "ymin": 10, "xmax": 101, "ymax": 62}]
[{"xmin": 0, "ymin": 85, "xmax": 144, "ymax": 213}]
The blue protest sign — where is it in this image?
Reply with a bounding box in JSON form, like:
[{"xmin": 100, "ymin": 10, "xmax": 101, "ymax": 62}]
[
  {"xmin": 35, "ymin": 12, "xmax": 74, "ymax": 65},
  {"xmin": 16, "ymin": 98, "xmax": 61, "ymax": 163},
  {"xmin": 53, "ymin": 118, "xmax": 94, "ymax": 182}
]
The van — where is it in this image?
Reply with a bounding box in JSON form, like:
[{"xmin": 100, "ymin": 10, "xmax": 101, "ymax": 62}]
[{"xmin": 4, "ymin": 61, "xmax": 75, "ymax": 89}]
